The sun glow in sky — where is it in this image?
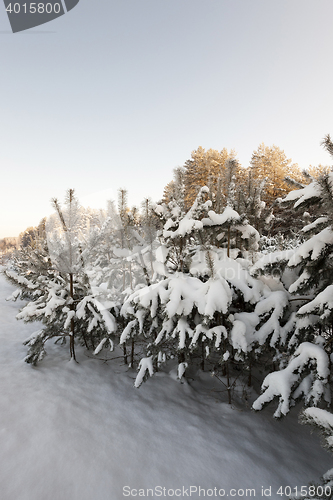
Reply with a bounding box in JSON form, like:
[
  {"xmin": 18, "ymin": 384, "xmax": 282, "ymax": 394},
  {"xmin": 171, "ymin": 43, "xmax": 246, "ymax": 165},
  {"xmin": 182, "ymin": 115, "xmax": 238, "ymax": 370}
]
[{"xmin": 1, "ymin": 0, "xmax": 333, "ymax": 238}]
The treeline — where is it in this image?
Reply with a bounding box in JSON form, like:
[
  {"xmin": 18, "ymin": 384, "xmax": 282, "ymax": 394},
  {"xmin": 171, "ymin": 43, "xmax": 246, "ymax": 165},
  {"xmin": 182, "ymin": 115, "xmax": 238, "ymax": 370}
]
[
  {"xmin": 0, "ymin": 225, "xmax": 43, "ymax": 258},
  {"xmin": 0, "ymin": 237, "xmax": 19, "ymax": 253},
  {"xmin": 163, "ymin": 143, "xmax": 327, "ymax": 236}
]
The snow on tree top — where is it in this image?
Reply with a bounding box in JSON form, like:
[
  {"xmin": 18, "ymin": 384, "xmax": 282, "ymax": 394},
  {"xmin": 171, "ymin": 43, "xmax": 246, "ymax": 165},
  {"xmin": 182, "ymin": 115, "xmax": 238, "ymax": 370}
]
[
  {"xmin": 202, "ymin": 206, "xmax": 241, "ymax": 226},
  {"xmin": 163, "ymin": 217, "xmax": 203, "ymax": 239}
]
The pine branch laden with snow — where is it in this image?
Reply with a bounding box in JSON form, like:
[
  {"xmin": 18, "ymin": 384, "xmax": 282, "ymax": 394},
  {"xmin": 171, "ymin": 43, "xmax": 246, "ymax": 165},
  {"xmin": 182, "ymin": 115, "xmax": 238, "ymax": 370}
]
[
  {"xmin": 23, "ymin": 329, "xmax": 49, "ymax": 365},
  {"xmin": 300, "ymin": 407, "xmax": 333, "ymax": 453},
  {"xmin": 288, "ymin": 227, "xmax": 333, "ymax": 276},
  {"xmin": 134, "ymin": 356, "xmax": 154, "ymax": 388},
  {"xmin": 297, "ymin": 286, "xmax": 333, "ymax": 324},
  {"xmin": 252, "ymin": 342, "xmax": 330, "ymax": 418},
  {"xmin": 283, "ymin": 180, "xmax": 322, "ymax": 209},
  {"xmin": 121, "ymin": 271, "xmax": 232, "ymax": 344},
  {"xmin": 251, "ymin": 249, "xmax": 295, "ymax": 278}
]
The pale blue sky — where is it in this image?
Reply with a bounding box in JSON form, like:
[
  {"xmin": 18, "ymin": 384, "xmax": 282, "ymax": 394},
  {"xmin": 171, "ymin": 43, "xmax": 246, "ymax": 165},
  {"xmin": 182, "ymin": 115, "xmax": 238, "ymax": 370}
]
[{"xmin": 1, "ymin": 0, "xmax": 333, "ymax": 237}]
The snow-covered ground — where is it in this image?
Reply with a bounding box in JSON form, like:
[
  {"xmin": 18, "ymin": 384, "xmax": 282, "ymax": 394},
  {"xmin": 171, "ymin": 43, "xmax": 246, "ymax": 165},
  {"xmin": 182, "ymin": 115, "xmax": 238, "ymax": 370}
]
[{"xmin": 0, "ymin": 269, "xmax": 331, "ymax": 500}]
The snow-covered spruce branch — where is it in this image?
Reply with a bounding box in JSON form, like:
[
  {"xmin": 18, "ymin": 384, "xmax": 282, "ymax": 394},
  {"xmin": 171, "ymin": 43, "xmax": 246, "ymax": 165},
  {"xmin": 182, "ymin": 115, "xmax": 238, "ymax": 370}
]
[{"xmin": 252, "ymin": 342, "xmax": 330, "ymax": 418}]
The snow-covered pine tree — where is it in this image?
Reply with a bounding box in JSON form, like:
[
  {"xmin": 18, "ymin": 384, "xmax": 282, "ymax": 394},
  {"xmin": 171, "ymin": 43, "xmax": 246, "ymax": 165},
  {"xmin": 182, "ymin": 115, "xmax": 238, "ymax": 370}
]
[
  {"xmin": 120, "ymin": 186, "xmax": 292, "ymax": 396},
  {"xmin": 84, "ymin": 192, "xmax": 161, "ymax": 366},
  {"xmin": 5, "ymin": 190, "xmax": 117, "ymax": 364},
  {"xmin": 140, "ymin": 197, "xmax": 157, "ymax": 282},
  {"xmin": 241, "ymin": 172, "xmax": 270, "ymax": 234},
  {"xmin": 252, "ymin": 136, "xmax": 333, "ymax": 417}
]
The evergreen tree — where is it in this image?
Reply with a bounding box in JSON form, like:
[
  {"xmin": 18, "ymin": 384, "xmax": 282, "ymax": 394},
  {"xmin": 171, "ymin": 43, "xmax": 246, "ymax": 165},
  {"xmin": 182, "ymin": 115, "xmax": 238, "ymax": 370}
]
[
  {"xmin": 5, "ymin": 190, "xmax": 117, "ymax": 364},
  {"xmin": 121, "ymin": 186, "xmax": 292, "ymax": 397},
  {"xmin": 252, "ymin": 136, "xmax": 333, "ymax": 417}
]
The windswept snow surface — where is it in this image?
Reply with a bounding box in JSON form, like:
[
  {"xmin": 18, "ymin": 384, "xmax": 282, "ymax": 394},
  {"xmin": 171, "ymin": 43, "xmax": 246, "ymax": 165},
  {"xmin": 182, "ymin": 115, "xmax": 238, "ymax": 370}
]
[{"xmin": 0, "ymin": 270, "xmax": 331, "ymax": 500}]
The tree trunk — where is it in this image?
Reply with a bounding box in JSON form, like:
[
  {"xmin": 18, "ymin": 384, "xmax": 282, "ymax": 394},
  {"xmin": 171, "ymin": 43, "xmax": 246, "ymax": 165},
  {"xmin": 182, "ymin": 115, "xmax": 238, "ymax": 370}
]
[
  {"xmin": 131, "ymin": 337, "xmax": 135, "ymax": 367},
  {"xmin": 123, "ymin": 344, "xmax": 128, "ymax": 365},
  {"xmin": 69, "ymin": 273, "xmax": 76, "ymax": 361},
  {"xmin": 248, "ymin": 359, "xmax": 252, "ymax": 387},
  {"xmin": 201, "ymin": 340, "xmax": 205, "ymax": 371},
  {"xmin": 178, "ymin": 351, "xmax": 185, "ymax": 364},
  {"xmin": 227, "ymin": 226, "xmax": 231, "ymax": 258},
  {"xmin": 226, "ymin": 360, "xmax": 232, "ymax": 405}
]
